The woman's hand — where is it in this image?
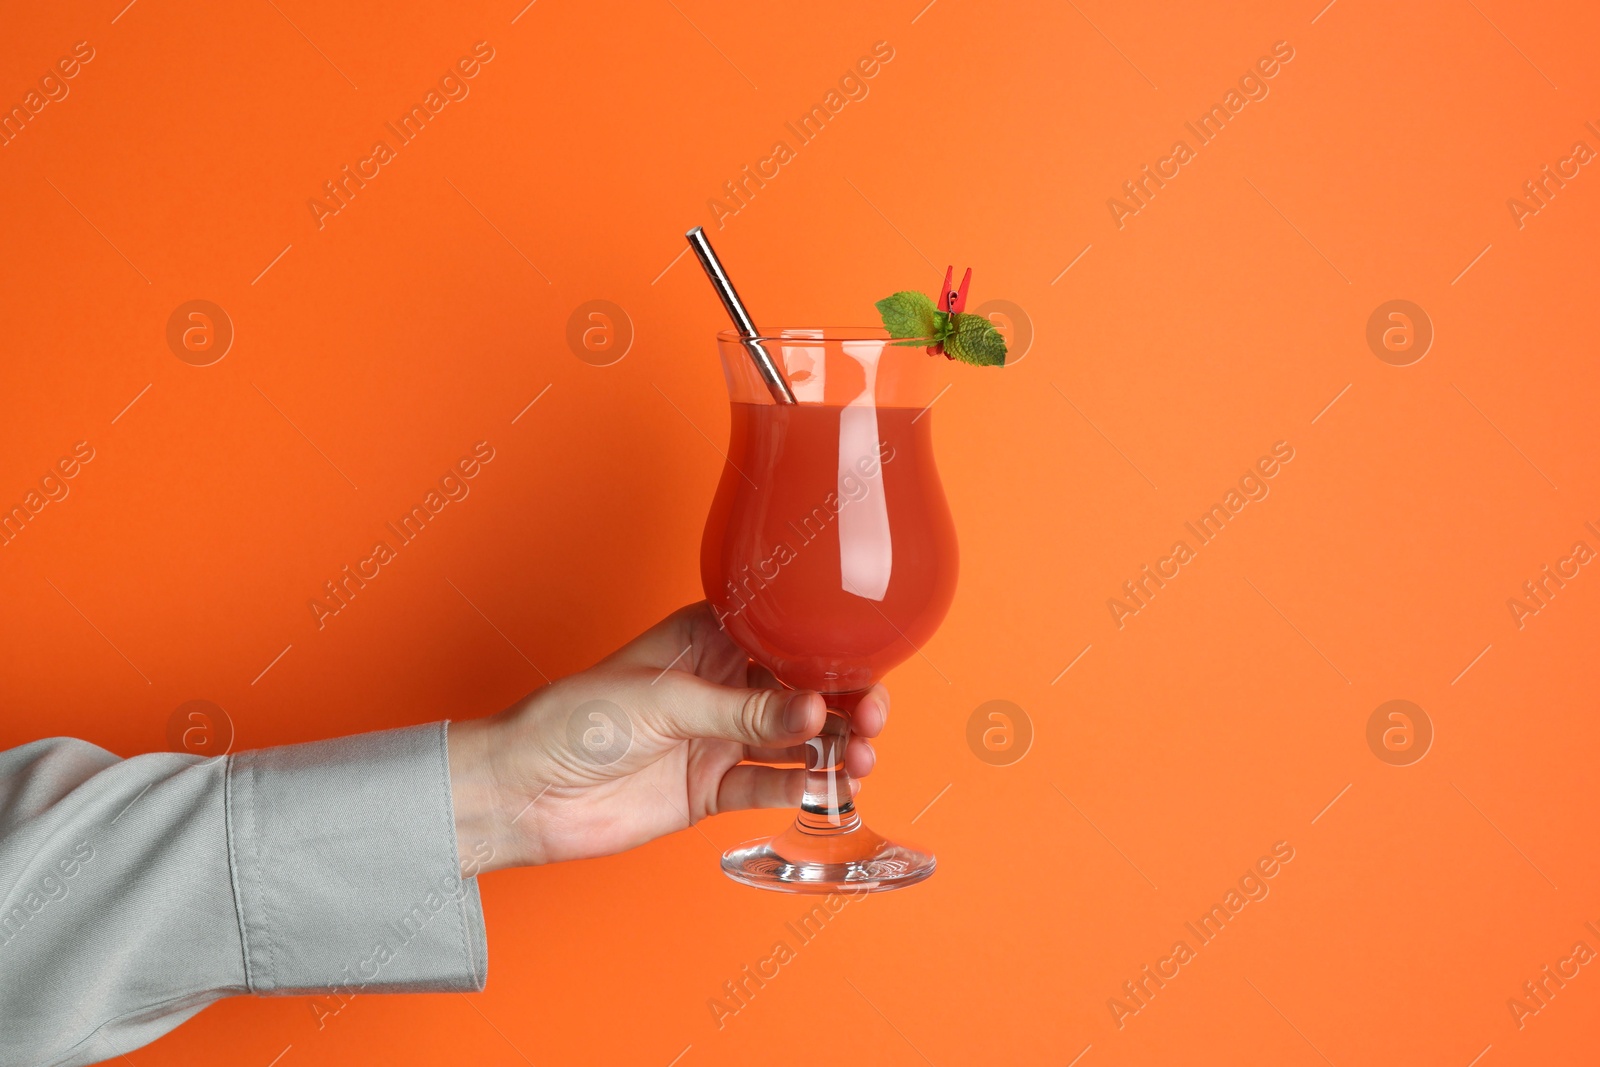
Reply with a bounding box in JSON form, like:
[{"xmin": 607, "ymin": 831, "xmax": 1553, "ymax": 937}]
[{"xmin": 447, "ymin": 602, "xmax": 889, "ymax": 873}]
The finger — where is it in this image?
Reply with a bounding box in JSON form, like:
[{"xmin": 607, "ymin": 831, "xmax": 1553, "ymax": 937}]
[
  {"xmin": 715, "ymin": 765, "xmax": 803, "ymax": 813},
  {"xmin": 742, "ymin": 743, "xmax": 811, "ymax": 766},
  {"xmin": 653, "ymin": 673, "xmax": 826, "ymax": 748},
  {"xmin": 745, "ymin": 688, "xmax": 884, "ymax": 759},
  {"xmin": 744, "ymin": 735, "xmax": 876, "ymax": 777},
  {"xmin": 733, "ymin": 682, "xmax": 888, "ymax": 739},
  {"xmin": 606, "ymin": 602, "xmax": 741, "ymax": 674},
  {"xmin": 845, "ymin": 736, "xmax": 876, "ymax": 779},
  {"xmin": 714, "ymin": 766, "xmax": 865, "ymax": 813},
  {"xmin": 848, "ymin": 685, "xmax": 890, "ymax": 739}
]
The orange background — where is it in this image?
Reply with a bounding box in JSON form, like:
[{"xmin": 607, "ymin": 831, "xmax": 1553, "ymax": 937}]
[{"xmin": 3, "ymin": 0, "xmax": 1598, "ymax": 1063}]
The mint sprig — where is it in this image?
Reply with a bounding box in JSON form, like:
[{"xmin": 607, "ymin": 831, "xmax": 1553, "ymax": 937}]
[{"xmin": 874, "ymin": 287, "xmax": 1007, "ymax": 367}]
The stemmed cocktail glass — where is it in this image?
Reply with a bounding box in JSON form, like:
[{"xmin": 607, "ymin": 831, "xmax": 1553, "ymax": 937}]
[{"xmin": 702, "ymin": 328, "xmax": 956, "ymax": 892}]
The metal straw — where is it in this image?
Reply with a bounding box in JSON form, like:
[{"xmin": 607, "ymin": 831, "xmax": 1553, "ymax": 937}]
[{"xmin": 685, "ymin": 227, "xmax": 796, "ymax": 405}]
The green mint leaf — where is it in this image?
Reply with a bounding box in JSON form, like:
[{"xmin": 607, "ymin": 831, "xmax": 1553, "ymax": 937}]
[
  {"xmin": 889, "ymin": 311, "xmax": 952, "ymax": 349},
  {"xmin": 942, "ymin": 312, "xmax": 1008, "ymax": 366},
  {"xmin": 875, "ymin": 290, "xmax": 938, "ymax": 340}
]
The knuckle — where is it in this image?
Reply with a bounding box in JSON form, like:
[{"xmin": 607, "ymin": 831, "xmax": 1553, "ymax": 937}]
[{"xmin": 737, "ymin": 689, "xmax": 774, "ymax": 741}]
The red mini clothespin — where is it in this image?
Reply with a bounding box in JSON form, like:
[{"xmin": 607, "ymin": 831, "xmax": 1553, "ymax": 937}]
[{"xmin": 927, "ymin": 265, "xmax": 972, "ymax": 358}]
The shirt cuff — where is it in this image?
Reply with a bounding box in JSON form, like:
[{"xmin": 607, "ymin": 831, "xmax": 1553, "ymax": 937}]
[{"xmin": 225, "ymin": 721, "xmax": 488, "ymax": 995}]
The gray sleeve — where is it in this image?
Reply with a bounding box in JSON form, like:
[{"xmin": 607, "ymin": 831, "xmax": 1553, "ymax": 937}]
[{"xmin": 0, "ymin": 722, "xmax": 488, "ymax": 1067}]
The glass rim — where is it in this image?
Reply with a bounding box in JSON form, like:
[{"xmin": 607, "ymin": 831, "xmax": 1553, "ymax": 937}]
[{"xmin": 715, "ymin": 326, "xmax": 921, "ymax": 344}]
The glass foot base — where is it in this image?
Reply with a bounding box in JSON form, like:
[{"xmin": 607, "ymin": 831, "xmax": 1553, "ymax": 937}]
[{"xmin": 721, "ymin": 825, "xmax": 936, "ymax": 893}]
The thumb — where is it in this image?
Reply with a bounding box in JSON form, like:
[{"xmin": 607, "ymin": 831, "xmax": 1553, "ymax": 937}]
[{"xmin": 653, "ymin": 673, "xmax": 825, "ymax": 747}]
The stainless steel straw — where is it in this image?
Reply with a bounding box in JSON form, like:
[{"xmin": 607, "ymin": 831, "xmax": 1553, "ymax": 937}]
[{"xmin": 685, "ymin": 226, "xmax": 797, "ymax": 405}]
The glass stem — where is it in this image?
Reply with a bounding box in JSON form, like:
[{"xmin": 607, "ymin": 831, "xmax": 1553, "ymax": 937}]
[{"xmin": 795, "ymin": 697, "xmax": 862, "ymax": 835}]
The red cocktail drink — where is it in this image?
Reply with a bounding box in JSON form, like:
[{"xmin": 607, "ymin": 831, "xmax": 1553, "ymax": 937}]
[{"xmin": 703, "ymin": 402, "xmax": 957, "ymax": 692}]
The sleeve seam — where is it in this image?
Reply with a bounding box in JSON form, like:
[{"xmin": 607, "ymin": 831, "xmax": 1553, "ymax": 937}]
[
  {"xmin": 252, "ymin": 755, "xmax": 278, "ymax": 989},
  {"xmin": 437, "ymin": 720, "xmax": 479, "ymax": 987},
  {"xmin": 221, "ymin": 753, "xmax": 255, "ymax": 991}
]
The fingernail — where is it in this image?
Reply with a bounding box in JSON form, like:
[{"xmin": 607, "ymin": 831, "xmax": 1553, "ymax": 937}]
[{"xmin": 783, "ymin": 692, "xmax": 814, "ymax": 734}]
